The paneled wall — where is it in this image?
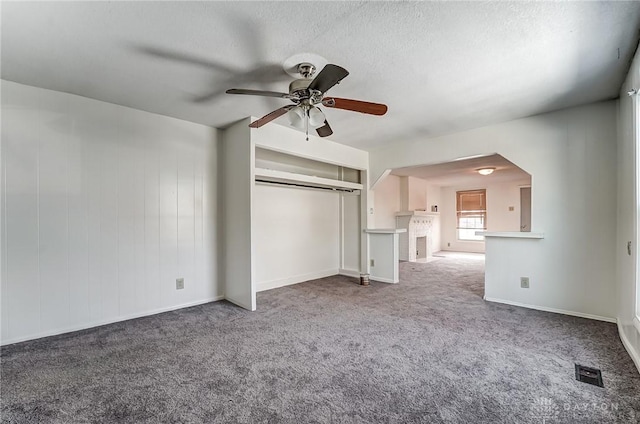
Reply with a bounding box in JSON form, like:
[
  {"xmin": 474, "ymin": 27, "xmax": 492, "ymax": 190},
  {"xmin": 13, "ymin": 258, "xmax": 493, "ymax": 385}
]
[{"xmin": 1, "ymin": 80, "xmax": 220, "ymax": 345}]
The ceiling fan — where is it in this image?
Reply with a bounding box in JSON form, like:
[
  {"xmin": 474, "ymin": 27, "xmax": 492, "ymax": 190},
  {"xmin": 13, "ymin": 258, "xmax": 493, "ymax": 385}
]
[{"xmin": 226, "ymin": 62, "xmax": 387, "ymax": 140}]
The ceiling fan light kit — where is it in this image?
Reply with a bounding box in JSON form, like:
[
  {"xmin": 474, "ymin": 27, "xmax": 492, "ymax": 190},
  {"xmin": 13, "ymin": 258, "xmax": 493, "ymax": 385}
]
[
  {"xmin": 307, "ymin": 107, "xmax": 326, "ymax": 128},
  {"xmin": 288, "ymin": 106, "xmax": 325, "ymax": 129},
  {"xmin": 288, "ymin": 107, "xmax": 305, "ymax": 129},
  {"xmin": 226, "ymin": 57, "xmax": 388, "ymax": 141}
]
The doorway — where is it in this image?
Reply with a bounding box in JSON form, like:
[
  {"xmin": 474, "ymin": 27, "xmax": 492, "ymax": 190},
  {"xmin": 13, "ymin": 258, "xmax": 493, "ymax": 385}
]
[{"xmin": 520, "ymin": 187, "xmax": 531, "ymax": 232}]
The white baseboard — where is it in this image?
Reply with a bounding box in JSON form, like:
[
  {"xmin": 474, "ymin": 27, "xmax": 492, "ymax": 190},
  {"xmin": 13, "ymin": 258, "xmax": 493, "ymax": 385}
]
[
  {"xmin": 617, "ymin": 319, "xmax": 640, "ymax": 374},
  {"xmin": 483, "ymin": 296, "xmax": 616, "ymax": 323},
  {"xmin": 440, "ymin": 247, "xmax": 485, "ymax": 254},
  {"xmin": 339, "ymin": 268, "xmax": 361, "ymax": 279},
  {"xmin": 370, "ymin": 275, "xmax": 398, "ymax": 284},
  {"xmin": 225, "ymin": 296, "xmax": 255, "ymax": 311},
  {"xmin": 256, "ymin": 269, "xmax": 338, "ymax": 292},
  {"xmin": 1, "ymin": 295, "xmax": 225, "ymax": 346}
]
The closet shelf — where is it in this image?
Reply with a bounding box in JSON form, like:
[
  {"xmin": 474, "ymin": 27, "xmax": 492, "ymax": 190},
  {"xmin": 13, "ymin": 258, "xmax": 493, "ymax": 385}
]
[{"xmin": 255, "ymin": 167, "xmax": 363, "ymax": 190}]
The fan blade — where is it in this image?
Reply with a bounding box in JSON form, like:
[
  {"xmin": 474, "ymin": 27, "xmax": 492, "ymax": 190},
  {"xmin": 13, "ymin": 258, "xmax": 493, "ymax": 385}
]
[
  {"xmin": 322, "ymin": 97, "xmax": 388, "ymax": 116},
  {"xmin": 227, "ymin": 88, "xmax": 294, "ymax": 99},
  {"xmin": 308, "ymin": 64, "xmax": 349, "ymax": 94},
  {"xmin": 249, "ymin": 106, "xmax": 294, "ymax": 128},
  {"xmin": 136, "ymin": 45, "xmax": 238, "ymax": 74},
  {"xmin": 316, "ymin": 120, "xmax": 333, "ymax": 137}
]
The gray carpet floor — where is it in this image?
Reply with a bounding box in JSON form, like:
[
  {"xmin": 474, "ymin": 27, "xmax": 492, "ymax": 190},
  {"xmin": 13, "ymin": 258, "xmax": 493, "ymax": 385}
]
[{"xmin": 2, "ymin": 256, "xmax": 640, "ymax": 423}]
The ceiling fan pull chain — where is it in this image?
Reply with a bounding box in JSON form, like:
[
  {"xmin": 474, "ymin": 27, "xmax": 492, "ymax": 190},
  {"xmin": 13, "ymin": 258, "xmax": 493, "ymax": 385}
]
[{"xmin": 305, "ymin": 108, "xmax": 310, "ymax": 141}]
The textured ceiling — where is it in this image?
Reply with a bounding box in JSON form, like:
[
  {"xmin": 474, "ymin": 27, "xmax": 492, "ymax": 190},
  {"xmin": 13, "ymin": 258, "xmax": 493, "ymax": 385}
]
[
  {"xmin": 2, "ymin": 1, "xmax": 639, "ymax": 151},
  {"xmin": 391, "ymin": 154, "xmax": 531, "ymax": 187}
]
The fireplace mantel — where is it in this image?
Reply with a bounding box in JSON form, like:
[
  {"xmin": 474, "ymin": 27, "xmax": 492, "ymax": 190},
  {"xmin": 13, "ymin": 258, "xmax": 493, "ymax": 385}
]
[{"xmin": 395, "ymin": 211, "xmax": 439, "ymax": 217}]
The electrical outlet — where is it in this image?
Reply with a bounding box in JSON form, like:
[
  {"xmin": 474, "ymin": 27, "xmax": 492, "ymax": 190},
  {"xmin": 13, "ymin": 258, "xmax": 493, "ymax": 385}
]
[
  {"xmin": 370, "ymin": 259, "xmax": 375, "ymax": 267},
  {"xmin": 520, "ymin": 277, "xmax": 530, "ymax": 289},
  {"xmin": 176, "ymin": 278, "xmax": 184, "ymax": 290},
  {"xmin": 447, "ymin": 242, "xmax": 451, "ymax": 247}
]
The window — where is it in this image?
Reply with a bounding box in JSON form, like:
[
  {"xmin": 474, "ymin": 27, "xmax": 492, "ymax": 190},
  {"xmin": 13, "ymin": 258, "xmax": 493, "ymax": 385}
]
[{"xmin": 457, "ymin": 189, "xmax": 486, "ymax": 241}]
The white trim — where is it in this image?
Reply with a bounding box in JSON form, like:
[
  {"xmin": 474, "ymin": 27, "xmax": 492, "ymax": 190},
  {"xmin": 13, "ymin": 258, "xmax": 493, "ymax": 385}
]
[
  {"xmin": 634, "ymin": 90, "xmax": 640, "ymax": 324},
  {"xmin": 370, "ymin": 169, "xmax": 391, "ymax": 190},
  {"xmin": 254, "ymin": 167, "xmax": 363, "ymax": 191},
  {"xmin": 225, "ymin": 296, "xmax": 255, "ymax": 311},
  {"xmin": 634, "ymin": 316, "xmax": 640, "ymax": 335},
  {"xmin": 339, "ymin": 268, "xmax": 361, "ymax": 279},
  {"xmin": 364, "ymin": 228, "xmax": 406, "ymax": 234},
  {"xmin": 618, "ymin": 319, "xmax": 640, "ymax": 374},
  {"xmin": 370, "ymin": 276, "xmax": 397, "ymax": 284},
  {"xmin": 253, "ymin": 134, "xmax": 369, "ymax": 171},
  {"xmin": 394, "ymin": 211, "xmax": 439, "ymax": 217},
  {"xmin": 1, "ymin": 295, "xmax": 225, "ymax": 346},
  {"xmin": 457, "ymin": 235, "xmax": 486, "ymax": 242},
  {"xmin": 483, "ymin": 296, "xmax": 616, "ymax": 323},
  {"xmin": 477, "ymin": 231, "xmax": 544, "ymax": 239},
  {"xmin": 256, "ymin": 269, "xmax": 338, "ymax": 292}
]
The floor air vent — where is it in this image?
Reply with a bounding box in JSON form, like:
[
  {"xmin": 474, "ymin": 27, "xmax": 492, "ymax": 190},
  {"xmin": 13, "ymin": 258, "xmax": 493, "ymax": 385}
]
[{"xmin": 575, "ymin": 364, "xmax": 604, "ymax": 388}]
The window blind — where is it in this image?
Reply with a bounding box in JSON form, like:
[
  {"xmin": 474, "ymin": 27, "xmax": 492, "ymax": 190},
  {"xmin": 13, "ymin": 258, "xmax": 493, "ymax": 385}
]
[{"xmin": 456, "ymin": 189, "xmax": 487, "ymax": 229}]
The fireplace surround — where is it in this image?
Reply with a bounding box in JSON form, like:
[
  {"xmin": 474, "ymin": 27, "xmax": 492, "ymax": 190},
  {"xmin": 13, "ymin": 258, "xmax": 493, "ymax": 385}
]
[{"xmin": 395, "ymin": 211, "xmax": 439, "ymax": 262}]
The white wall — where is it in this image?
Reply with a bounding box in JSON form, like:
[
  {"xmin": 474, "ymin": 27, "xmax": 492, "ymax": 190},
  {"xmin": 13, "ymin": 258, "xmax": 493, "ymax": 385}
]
[
  {"xmin": 369, "ymin": 232, "xmax": 400, "ymax": 283},
  {"xmin": 1, "ymin": 80, "xmax": 220, "ymax": 345},
  {"xmin": 373, "ymin": 174, "xmax": 443, "ymax": 253},
  {"xmin": 252, "ymin": 123, "xmax": 369, "ymax": 170},
  {"xmin": 341, "ymin": 193, "xmax": 361, "ymax": 275},
  {"xmin": 440, "ymin": 180, "xmax": 529, "ymax": 253},
  {"xmin": 372, "ymin": 174, "xmax": 401, "ymax": 228},
  {"xmin": 426, "ymin": 184, "xmax": 442, "ymax": 213},
  {"xmin": 486, "ymin": 181, "xmax": 529, "ymax": 231},
  {"xmin": 407, "ymin": 176, "xmax": 428, "ymax": 211},
  {"xmin": 370, "ymin": 101, "xmax": 618, "ymax": 320},
  {"xmin": 254, "ymin": 184, "xmax": 340, "ymax": 291},
  {"xmin": 617, "ymin": 48, "xmax": 640, "ymax": 371},
  {"xmin": 221, "ymin": 118, "xmax": 255, "ymax": 310}
]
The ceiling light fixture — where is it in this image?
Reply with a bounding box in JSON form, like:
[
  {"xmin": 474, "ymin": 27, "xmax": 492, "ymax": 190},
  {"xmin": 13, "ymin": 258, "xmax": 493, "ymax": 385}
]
[
  {"xmin": 477, "ymin": 167, "xmax": 496, "ymax": 176},
  {"xmin": 288, "ymin": 105, "xmax": 326, "ymax": 141},
  {"xmin": 308, "ymin": 107, "xmax": 325, "ymax": 128},
  {"xmin": 288, "ymin": 107, "xmax": 306, "ymax": 129}
]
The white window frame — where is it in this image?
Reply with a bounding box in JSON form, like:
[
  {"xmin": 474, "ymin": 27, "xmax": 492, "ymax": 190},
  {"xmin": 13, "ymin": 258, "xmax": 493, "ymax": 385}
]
[{"xmin": 456, "ymin": 189, "xmax": 486, "ymax": 242}]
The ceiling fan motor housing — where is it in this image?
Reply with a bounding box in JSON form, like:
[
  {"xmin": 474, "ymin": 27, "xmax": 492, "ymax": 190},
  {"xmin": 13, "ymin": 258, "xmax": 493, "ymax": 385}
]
[
  {"xmin": 289, "ymin": 79, "xmax": 323, "ymax": 105},
  {"xmin": 289, "ymin": 78, "xmax": 311, "ymax": 95}
]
